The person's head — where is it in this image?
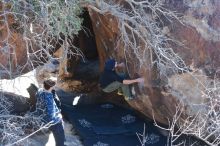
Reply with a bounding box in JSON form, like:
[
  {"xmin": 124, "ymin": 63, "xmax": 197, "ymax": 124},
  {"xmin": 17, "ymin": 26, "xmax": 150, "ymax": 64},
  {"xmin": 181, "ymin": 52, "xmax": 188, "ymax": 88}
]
[
  {"xmin": 104, "ymin": 59, "xmax": 116, "ymax": 71},
  {"xmin": 43, "ymin": 79, "xmax": 56, "ymax": 90}
]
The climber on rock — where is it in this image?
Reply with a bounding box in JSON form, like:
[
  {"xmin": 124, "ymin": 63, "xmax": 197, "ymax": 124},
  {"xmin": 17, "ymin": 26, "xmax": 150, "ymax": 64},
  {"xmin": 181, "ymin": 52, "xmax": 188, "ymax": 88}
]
[{"xmin": 99, "ymin": 59, "xmax": 144, "ymax": 100}]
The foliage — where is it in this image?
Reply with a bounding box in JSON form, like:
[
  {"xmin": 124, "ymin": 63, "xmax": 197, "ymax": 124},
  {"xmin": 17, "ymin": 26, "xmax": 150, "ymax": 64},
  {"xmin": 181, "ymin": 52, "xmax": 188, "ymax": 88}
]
[
  {"xmin": 0, "ymin": 0, "xmax": 84, "ymax": 78},
  {"xmin": 0, "ymin": 0, "xmax": 84, "ymax": 145},
  {"xmin": 86, "ymin": 0, "xmax": 187, "ymax": 77},
  {"xmin": 10, "ymin": 0, "xmax": 83, "ymax": 37}
]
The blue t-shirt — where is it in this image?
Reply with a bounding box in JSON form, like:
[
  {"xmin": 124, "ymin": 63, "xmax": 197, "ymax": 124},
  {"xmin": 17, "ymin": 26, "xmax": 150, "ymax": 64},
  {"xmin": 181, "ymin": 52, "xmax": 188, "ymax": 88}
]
[
  {"xmin": 99, "ymin": 70, "xmax": 124, "ymax": 88},
  {"xmin": 35, "ymin": 89, "xmax": 61, "ymax": 125}
]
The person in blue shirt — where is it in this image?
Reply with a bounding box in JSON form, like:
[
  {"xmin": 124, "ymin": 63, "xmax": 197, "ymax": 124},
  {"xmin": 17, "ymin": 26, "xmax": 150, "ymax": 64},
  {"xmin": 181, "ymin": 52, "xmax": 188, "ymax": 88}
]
[
  {"xmin": 99, "ymin": 59, "xmax": 144, "ymax": 100},
  {"xmin": 35, "ymin": 79, "xmax": 66, "ymax": 146}
]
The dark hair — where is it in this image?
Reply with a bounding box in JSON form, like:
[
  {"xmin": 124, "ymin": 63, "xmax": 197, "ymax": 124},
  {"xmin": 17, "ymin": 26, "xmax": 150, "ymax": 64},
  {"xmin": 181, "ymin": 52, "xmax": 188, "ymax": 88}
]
[{"xmin": 43, "ymin": 79, "xmax": 56, "ymax": 90}]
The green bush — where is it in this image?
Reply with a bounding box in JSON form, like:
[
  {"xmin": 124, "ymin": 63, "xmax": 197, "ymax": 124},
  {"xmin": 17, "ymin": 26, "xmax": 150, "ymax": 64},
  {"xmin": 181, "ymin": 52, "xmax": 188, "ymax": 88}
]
[{"xmin": 10, "ymin": 0, "xmax": 83, "ymax": 37}]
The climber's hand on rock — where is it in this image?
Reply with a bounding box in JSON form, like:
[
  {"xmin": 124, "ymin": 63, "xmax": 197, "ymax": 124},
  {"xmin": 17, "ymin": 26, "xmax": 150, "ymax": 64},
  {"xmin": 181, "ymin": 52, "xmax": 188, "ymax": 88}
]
[
  {"xmin": 136, "ymin": 77, "xmax": 144, "ymax": 83},
  {"xmin": 116, "ymin": 62, "xmax": 125, "ymax": 68}
]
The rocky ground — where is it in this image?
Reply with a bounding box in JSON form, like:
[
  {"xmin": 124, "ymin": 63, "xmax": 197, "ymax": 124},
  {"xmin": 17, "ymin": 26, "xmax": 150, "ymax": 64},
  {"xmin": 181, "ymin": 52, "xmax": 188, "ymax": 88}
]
[{"xmin": 26, "ymin": 120, "xmax": 83, "ymax": 146}]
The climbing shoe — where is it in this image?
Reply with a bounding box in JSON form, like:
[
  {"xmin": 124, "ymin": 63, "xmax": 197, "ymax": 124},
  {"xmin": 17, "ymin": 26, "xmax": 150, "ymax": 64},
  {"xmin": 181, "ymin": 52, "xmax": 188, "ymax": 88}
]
[
  {"xmin": 125, "ymin": 96, "xmax": 135, "ymax": 101},
  {"xmin": 117, "ymin": 91, "xmax": 123, "ymax": 95},
  {"xmin": 117, "ymin": 89, "xmax": 123, "ymax": 95}
]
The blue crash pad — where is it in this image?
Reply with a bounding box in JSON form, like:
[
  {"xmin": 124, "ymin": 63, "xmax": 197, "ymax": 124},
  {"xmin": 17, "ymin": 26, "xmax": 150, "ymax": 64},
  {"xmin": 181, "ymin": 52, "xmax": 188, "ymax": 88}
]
[{"xmin": 62, "ymin": 103, "xmax": 167, "ymax": 146}]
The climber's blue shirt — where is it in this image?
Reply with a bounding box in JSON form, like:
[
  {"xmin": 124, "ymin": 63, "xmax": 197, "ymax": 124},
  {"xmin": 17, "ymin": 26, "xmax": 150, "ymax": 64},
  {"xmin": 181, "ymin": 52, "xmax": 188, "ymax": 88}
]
[
  {"xmin": 99, "ymin": 70, "xmax": 124, "ymax": 88},
  {"xmin": 35, "ymin": 89, "xmax": 61, "ymax": 125}
]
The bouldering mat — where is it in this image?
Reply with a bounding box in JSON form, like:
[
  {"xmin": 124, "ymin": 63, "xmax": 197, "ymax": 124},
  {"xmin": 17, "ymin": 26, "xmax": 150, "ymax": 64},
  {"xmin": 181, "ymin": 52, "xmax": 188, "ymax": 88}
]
[{"xmin": 62, "ymin": 103, "xmax": 167, "ymax": 146}]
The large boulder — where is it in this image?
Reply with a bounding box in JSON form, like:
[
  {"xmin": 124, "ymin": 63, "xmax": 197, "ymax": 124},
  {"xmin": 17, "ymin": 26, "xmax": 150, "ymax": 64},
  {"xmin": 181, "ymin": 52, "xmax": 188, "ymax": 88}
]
[
  {"xmin": 0, "ymin": 13, "xmax": 28, "ymax": 78},
  {"xmin": 83, "ymin": 0, "xmax": 220, "ymax": 125},
  {"xmin": 0, "ymin": 92, "xmax": 29, "ymax": 114},
  {"xmin": 0, "ymin": 2, "xmax": 52, "ymax": 79},
  {"xmin": 0, "ymin": 14, "xmax": 42, "ymax": 79}
]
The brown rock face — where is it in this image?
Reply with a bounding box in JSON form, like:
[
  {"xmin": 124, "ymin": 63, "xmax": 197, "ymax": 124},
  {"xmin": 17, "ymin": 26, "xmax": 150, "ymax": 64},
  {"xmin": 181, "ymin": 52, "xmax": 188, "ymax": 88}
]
[
  {"xmin": 0, "ymin": 3, "xmax": 47, "ymax": 79},
  {"xmin": 0, "ymin": 14, "xmax": 41, "ymax": 79},
  {"xmin": 85, "ymin": 0, "xmax": 220, "ymax": 124},
  {"xmin": 0, "ymin": 13, "xmax": 27, "ymax": 78}
]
